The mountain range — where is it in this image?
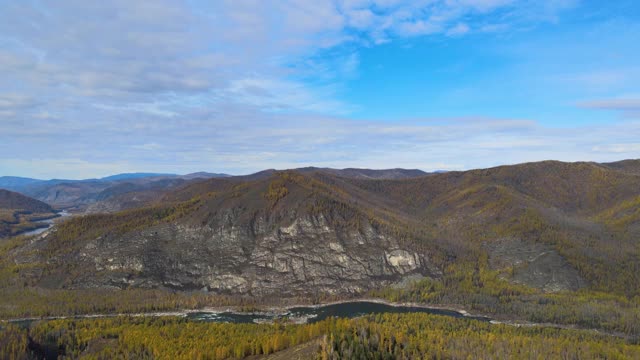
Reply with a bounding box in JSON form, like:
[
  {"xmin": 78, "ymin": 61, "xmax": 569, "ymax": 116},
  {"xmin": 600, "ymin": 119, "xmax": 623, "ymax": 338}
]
[
  {"xmin": 0, "ymin": 168, "xmax": 429, "ymax": 212},
  {"xmin": 0, "ymin": 172, "xmax": 230, "ymax": 211},
  {"xmin": 3, "ymin": 160, "xmax": 639, "ymax": 301}
]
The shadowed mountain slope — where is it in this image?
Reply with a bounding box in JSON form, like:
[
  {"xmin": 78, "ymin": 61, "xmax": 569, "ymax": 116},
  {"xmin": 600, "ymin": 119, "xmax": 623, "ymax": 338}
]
[{"xmin": 0, "ymin": 189, "xmax": 53, "ymax": 213}]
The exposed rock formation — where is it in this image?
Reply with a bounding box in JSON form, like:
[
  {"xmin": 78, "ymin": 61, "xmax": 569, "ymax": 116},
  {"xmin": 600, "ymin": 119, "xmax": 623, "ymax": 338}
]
[
  {"xmin": 35, "ymin": 211, "xmax": 440, "ymax": 296},
  {"xmin": 485, "ymin": 238, "xmax": 586, "ymax": 292}
]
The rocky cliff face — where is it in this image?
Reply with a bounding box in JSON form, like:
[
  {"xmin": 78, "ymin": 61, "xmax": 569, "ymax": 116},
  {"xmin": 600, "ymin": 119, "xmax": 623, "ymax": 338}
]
[
  {"xmin": 56, "ymin": 211, "xmax": 439, "ymax": 296},
  {"xmin": 485, "ymin": 238, "xmax": 586, "ymax": 292}
]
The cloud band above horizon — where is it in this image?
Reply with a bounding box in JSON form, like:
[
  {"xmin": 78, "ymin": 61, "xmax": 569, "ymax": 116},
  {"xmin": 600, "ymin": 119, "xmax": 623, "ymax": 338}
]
[{"xmin": 1, "ymin": 0, "xmax": 639, "ymax": 178}]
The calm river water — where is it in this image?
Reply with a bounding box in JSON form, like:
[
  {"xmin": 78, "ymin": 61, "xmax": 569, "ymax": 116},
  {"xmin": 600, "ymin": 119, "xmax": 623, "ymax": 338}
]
[{"xmin": 187, "ymin": 301, "xmax": 491, "ymax": 324}]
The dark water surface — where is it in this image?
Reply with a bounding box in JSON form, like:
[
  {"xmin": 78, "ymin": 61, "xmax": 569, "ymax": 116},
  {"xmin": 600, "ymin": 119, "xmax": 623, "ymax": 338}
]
[
  {"xmin": 7, "ymin": 301, "xmax": 491, "ymax": 329},
  {"xmin": 187, "ymin": 301, "xmax": 491, "ymax": 324}
]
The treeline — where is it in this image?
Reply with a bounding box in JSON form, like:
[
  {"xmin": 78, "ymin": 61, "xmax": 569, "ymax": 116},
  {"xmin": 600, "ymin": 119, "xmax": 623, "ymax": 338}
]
[
  {"xmin": 46, "ymin": 198, "xmax": 200, "ymax": 254},
  {"xmin": 320, "ymin": 313, "xmax": 640, "ymax": 360},
  {"xmin": 2, "ymin": 312, "xmax": 639, "ymax": 359},
  {"xmin": 0, "ymin": 209, "xmax": 56, "ymax": 238},
  {"xmin": 0, "ymin": 287, "xmax": 261, "ymax": 320},
  {"xmin": 369, "ymin": 260, "xmax": 640, "ymax": 337},
  {"xmin": 1, "ymin": 264, "xmax": 637, "ymax": 339},
  {"xmin": 11, "ymin": 316, "xmax": 337, "ymax": 359},
  {"xmin": 0, "ymin": 324, "xmax": 28, "ymax": 360}
]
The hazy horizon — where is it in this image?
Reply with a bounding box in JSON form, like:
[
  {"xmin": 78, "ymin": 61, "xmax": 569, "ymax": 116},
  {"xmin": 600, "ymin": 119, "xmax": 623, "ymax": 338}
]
[{"xmin": 2, "ymin": 157, "xmax": 639, "ymax": 181}]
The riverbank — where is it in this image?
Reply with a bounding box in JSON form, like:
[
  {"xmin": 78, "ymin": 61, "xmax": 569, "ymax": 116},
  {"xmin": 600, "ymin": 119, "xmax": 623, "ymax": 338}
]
[
  {"xmin": 0, "ymin": 210, "xmax": 58, "ymax": 238},
  {"xmin": 16, "ymin": 210, "xmax": 70, "ymax": 237},
  {"xmin": 1, "ymin": 298, "xmax": 631, "ymax": 339},
  {"xmin": 0, "ymin": 299, "xmax": 495, "ymax": 324}
]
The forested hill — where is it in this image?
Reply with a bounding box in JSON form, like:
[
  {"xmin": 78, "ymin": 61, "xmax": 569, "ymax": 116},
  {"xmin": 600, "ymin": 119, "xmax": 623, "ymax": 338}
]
[
  {"xmin": 0, "ymin": 189, "xmax": 53, "ymax": 213},
  {"xmin": 0, "ymin": 189, "xmax": 56, "ymax": 238},
  {"xmin": 2, "ymin": 159, "xmax": 640, "ymax": 337},
  {"xmin": 6, "ymin": 160, "xmax": 640, "ymax": 298},
  {"xmin": 600, "ymin": 159, "xmax": 640, "ymax": 175}
]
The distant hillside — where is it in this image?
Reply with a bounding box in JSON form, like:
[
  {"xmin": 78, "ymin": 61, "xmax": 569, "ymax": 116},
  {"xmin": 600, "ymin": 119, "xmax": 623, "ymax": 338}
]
[
  {"xmin": 101, "ymin": 172, "xmax": 232, "ymax": 181},
  {"xmin": 99, "ymin": 172, "xmax": 232, "ymax": 181},
  {"xmin": 182, "ymin": 172, "xmax": 232, "ymax": 179},
  {"xmin": 0, "ymin": 176, "xmax": 44, "ymax": 191},
  {"xmin": 0, "ymin": 189, "xmax": 56, "ymax": 238},
  {"xmin": 0, "ymin": 172, "xmax": 230, "ymax": 211},
  {"xmin": 0, "ymin": 189, "xmax": 53, "ymax": 213},
  {"xmin": 298, "ymin": 167, "xmax": 429, "ymax": 179},
  {"xmin": 235, "ymin": 167, "xmax": 429, "ymax": 181},
  {"xmin": 1, "ymin": 169, "xmax": 423, "ymax": 211},
  {"xmin": 84, "ymin": 178, "xmax": 189, "ymax": 213},
  {"xmin": 100, "ymin": 173, "xmax": 178, "ymax": 181},
  {"xmin": 600, "ymin": 159, "xmax": 640, "ymax": 175}
]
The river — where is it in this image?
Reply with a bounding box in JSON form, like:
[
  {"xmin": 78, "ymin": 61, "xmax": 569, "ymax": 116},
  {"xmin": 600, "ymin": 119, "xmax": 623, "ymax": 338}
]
[
  {"xmin": 5, "ymin": 299, "xmax": 628, "ymax": 343},
  {"xmin": 7, "ymin": 300, "xmax": 491, "ymax": 328},
  {"xmin": 21, "ymin": 210, "xmax": 70, "ymax": 237},
  {"xmin": 187, "ymin": 300, "xmax": 491, "ymax": 324}
]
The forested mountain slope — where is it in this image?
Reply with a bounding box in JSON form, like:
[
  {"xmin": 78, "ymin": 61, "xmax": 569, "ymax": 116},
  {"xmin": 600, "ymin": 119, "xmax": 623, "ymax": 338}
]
[
  {"xmin": 0, "ymin": 189, "xmax": 54, "ymax": 213},
  {"xmin": 5, "ymin": 160, "xmax": 640, "ymax": 298}
]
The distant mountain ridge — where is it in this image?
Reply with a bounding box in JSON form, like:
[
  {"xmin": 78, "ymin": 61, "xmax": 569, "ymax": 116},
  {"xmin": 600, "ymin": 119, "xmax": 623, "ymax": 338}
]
[
  {"xmin": 0, "ymin": 172, "xmax": 233, "ymax": 211},
  {"xmin": 232, "ymin": 167, "xmax": 432, "ymax": 181},
  {"xmin": 0, "ymin": 176, "xmax": 43, "ymax": 189},
  {"xmin": 0, "ymin": 172, "xmax": 232, "ymax": 191},
  {"xmin": 0, "ymin": 168, "xmax": 429, "ymax": 211},
  {"xmin": 2, "ymin": 161, "xmax": 637, "ymax": 217},
  {"xmin": 296, "ymin": 167, "xmax": 429, "ymax": 179},
  {"xmin": 100, "ymin": 173, "xmax": 178, "ymax": 181}
]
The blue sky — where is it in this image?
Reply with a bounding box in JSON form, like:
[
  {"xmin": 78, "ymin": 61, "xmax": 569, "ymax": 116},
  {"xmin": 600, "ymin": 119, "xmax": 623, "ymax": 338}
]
[{"xmin": 1, "ymin": 0, "xmax": 639, "ymax": 179}]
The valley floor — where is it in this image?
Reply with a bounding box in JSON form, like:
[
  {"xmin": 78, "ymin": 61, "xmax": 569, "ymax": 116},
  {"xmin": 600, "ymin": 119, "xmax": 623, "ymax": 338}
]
[
  {"xmin": 1, "ymin": 297, "xmax": 630, "ymax": 340},
  {"xmin": 2, "ymin": 311, "xmax": 639, "ymax": 359}
]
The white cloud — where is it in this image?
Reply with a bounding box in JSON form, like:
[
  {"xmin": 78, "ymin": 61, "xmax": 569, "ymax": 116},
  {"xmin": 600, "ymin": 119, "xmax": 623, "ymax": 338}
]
[
  {"xmin": 0, "ymin": 0, "xmax": 579, "ymax": 115},
  {"xmin": 578, "ymin": 98, "xmax": 640, "ymax": 111},
  {"xmin": 592, "ymin": 143, "xmax": 640, "ymax": 154},
  {"xmin": 447, "ymin": 23, "xmax": 471, "ymax": 36},
  {"xmin": 1, "ymin": 103, "xmax": 638, "ymax": 178},
  {"xmin": 0, "ymin": 0, "xmax": 594, "ymax": 178},
  {"xmin": 397, "ymin": 20, "xmax": 442, "ymax": 36}
]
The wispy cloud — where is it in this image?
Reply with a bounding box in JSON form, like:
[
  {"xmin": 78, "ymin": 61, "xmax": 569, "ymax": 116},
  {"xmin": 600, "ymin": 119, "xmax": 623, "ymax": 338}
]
[
  {"xmin": 577, "ymin": 97, "xmax": 640, "ymax": 121},
  {"xmin": 592, "ymin": 143, "xmax": 640, "ymax": 154},
  {"xmin": 447, "ymin": 23, "xmax": 471, "ymax": 36},
  {"xmin": 0, "ymin": 0, "xmax": 579, "ymax": 117},
  {"xmin": 6, "ymin": 0, "xmax": 637, "ymax": 180},
  {"xmin": 1, "ymin": 104, "xmax": 638, "ymax": 178},
  {"xmin": 578, "ymin": 98, "xmax": 640, "ymax": 111}
]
